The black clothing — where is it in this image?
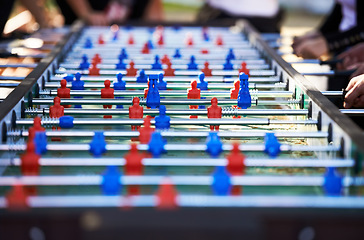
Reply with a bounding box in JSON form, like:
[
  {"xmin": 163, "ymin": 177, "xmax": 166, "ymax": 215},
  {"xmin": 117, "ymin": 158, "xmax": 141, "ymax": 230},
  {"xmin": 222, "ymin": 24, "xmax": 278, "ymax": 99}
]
[
  {"xmin": 0, "ymin": 0, "xmax": 15, "ymax": 40},
  {"xmin": 319, "ymin": 1, "xmax": 364, "ymax": 53},
  {"xmin": 196, "ymin": 3, "xmax": 284, "ymax": 33},
  {"xmin": 56, "ymin": 0, "xmax": 150, "ymax": 25}
]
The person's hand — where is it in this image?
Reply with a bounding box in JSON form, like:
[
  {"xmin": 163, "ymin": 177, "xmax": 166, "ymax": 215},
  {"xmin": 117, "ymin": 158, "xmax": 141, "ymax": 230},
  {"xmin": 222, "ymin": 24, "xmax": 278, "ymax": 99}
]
[
  {"xmin": 292, "ymin": 31, "xmax": 321, "ymax": 49},
  {"xmin": 344, "ymin": 74, "xmax": 364, "ymax": 108},
  {"xmin": 337, "ymin": 43, "xmax": 364, "ymax": 70},
  {"xmin": 341, "ymin": 62, "xmax": 364, "ymax": 78},
  {"xmin": 105, "ymin": 2, "xmax": 129, "ymax": 23},
  {"xmin": 83, "ymin": 11, "xmax": 109, "ymax": 26},
  {"xmin": 293, "ymin": 36, "xmax": 329, "ymax": 59}
]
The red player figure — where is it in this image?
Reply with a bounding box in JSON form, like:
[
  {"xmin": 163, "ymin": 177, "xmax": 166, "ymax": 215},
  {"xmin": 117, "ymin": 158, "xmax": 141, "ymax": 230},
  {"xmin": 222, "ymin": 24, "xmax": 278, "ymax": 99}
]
[
  {"xmin": 92, "ymin": 53, "xmax": 102, "ymax": 65},
  {"xmin": 57, "ymin": 79, "xmax": 71, "ymax": 108},
  {"xmin": 207, "ymin": 97, "xmax": 222, "ymax": 131},
  {"xmin": 164, "ymin": 62, "xmax": 175, "ymax": 76},
  {"xmin": 230, "ymin": 81, "xmax": 242, "ymax": 119},
  {"xmin": 21, "ymin": 141, "xmax": 40, "ymax": 176},
  {"xmin": 201, "ymin": 49, "xmax": 209, "ymax": 54},
  {"xmin": 126, "ymin": 60, "xmax": 138, "ymax": 76},
  {"xmin": 98, "ymin": 34, "xmax": 105, "ymax": 44},
  {"xmin": 157, "ymin": 34, "xmax": 164, "ymax": 46},
  {"xmin": 141, "ymin": 42, "xmax": 150, "ymax": 54},
  {"xmin": 139, "ymin": 116, "xmax": 154, "ymax": 144},
  {"xmin": 185, "ymin": 33, "xmax": 193, "ymax": 46},
  {"xmin": 215, "ymin": 34, "xmax": 223, "ymax": 46},
  {"xmin": 124, "ymin": 143, "xmax": 144, "ymax": 195},
  {"xmin": 187, "ymin": 81, "xmax": 200, "ymax": 118},
  {"xmin": 89, "ymin": 63, "xmax": 100, "ymax": 76},
  {"xmin": 128, "ymin": 34, "xmax": 135, "ymax": 45},
  {"xmin": 230, "ymin": 80, "xmax": 240, "ymax": 99},
  {"xmin": 49, "ymin": 96, "xmax": 64, "ymax": 140},
  {"xmin": 101, "ymin": 80, "xmax": 114, "ymax": 118},
  {"xmin": 239, "ymin": 62, "xmax": 250, "ymax": 76},
  {"xmin": 129, "ymin": 97, "xmax": 143, "ymax": 130},
  {"xmin": 202, "ymin": 61, "xmax": 212, "ymax": 76},
  {"xmin": 161, "ymin": 54, "xmax": 170, "ymax": 65},
  {"xmin": 156, "ymin": 178, "xmax": 178, "ymax": 210},
  {"xmin": 6, "ymin": 183, "xmax": 29, "ymax": 210},
  {"xmin": 49, "ymin": 97, "xmax": 64, "ymax": 119},
  {"xmin": 226, "ymin": 142, "xmax": 246, "ymax": 195},
  {"xmin": 28, "ymin": 117, "xmax": 45, "ymax": 141}
]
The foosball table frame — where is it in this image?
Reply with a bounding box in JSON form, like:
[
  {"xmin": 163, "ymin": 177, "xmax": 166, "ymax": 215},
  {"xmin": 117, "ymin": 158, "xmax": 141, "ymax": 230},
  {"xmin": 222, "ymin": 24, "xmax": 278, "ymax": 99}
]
[{"xmin": 1, "ymin": 20, "xmax": 364, "ymax": 239}]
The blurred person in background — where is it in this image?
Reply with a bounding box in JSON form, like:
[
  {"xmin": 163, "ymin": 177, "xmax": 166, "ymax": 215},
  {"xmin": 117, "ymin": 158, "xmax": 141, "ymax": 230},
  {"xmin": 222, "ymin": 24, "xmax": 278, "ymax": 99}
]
[
  {"xmin": 196, "ymin": 0, "xmax": 283, "ymax": 33},
  {"xmin": 293, "ymin": 0, "xmax": 364, "ymax": 59},
  {"xmin": 56, "ymin": 0, "xmax": 164, "ymax": 26},
  {"xmin": 1, "ymin": 0, "xmax": 52, "ymax": 40}
]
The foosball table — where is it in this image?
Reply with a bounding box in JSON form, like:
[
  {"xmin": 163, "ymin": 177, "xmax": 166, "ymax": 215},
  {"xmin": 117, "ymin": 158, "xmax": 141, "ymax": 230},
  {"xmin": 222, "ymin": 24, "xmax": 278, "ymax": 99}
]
[{"xmin": 1, "ymin": 21, "xmax": 364, "ymax": 239}]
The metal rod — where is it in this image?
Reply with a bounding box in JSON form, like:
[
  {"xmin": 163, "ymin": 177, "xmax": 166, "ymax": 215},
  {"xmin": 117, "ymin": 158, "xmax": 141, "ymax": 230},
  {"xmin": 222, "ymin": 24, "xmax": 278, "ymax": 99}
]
[
  {"xmin": 59, "ymin": 63, "xmax": 270, "ymax": 71},
  {"xmin": 40, "ymin": 89, "xmax": 291, "ymax": 97},
  {"xmin": 0, "ymin": 175, "xmax": 350, "ymax": 187},
  {"xmin": 0, "ymin": 142, "xmax": 338, "ymax": 153},
  {"xmin": 61, "ymin": 59, "xmax": 267, "ymax": 66},
  {"xmin": 0, "ymin": 157, "xmax": 353, "ymax": 168},
  {"xmin": 2, "ymin": 195, "xmax": 364, "ymax": 208},
  {"xmin": 301, "ymin": 69, "xmax": 355, "ymax": 77},
  {"xmin": 8, "ymin": 129, "xmax": 328, "ymax": 139},
  {"xmin": 0, "ymin": 63, "xmax": 38, "ymax": 68},
  {"xmin": 31, "ymin": 98, "xmax": 301, "ymax": 106},
  {"xmin": 340, "ymin": 109, "xmax": 364, "ymax": 116},
  {"xmin": 0, "ymin": 76, "xmax": 25, "ymax": 80},
  {"xmin": 66, "ymin": 52, "xmax": 260, "ymax": 60},
  {"xmin": 56, "ymin": 69, "xmax": 276, "ymax": 77},
  {"xmin": 50, "ymin": 75, "xmax": 280, "ymax": 86},
  {"xmin": 15, "ymin": 117, "xmax": 318, "ymax": 127},
  {"xmin": 51, "ymin": 75, "xmax": 280, "ymax": 83},
  {"xmin": 43, "ymin": 82, "xmax": 287, "ymax": 90},
  {"xmin": 25, "ymin": 108, "xmax": 308, "ymax": 117}
]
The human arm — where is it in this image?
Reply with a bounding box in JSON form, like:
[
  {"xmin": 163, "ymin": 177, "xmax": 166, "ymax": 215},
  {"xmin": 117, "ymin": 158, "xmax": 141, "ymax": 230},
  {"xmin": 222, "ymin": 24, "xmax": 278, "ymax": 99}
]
[
  {"xmin": 65, "ymin": 0, "xmax": 108, "ymax": 26},
  {"xmin": 344, "ymin": 74, "xmax": 364, "ymax": 108},
  {"xmin": 337, "ymin": 43, "xmax": 364, "ymax": 72},
  {"xmin": 18, "ymin": 0, "xmax": 51, "ymax": 28},
  {"xmin": 143, "ymin": 0, "xmax": 164, "ymax": 22}
]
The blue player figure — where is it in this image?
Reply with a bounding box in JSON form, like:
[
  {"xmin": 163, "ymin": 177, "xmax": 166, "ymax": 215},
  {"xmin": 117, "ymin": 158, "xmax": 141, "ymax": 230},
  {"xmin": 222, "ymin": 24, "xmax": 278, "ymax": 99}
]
[
  {"xmin": 206, "ymin": 132, "xmax": 223, "ymax": 157},
  {"xmin": 72, "ymin": 72, "xmax": 84, "ymax": 108},
  {"xmin": 146, "ymin": 74, "xmax": 160, "ymax": 109},
  {"xmin": 173, "ymin": 48, "xmax": 182, "ymax": 58},
  {"xmin": 147, "ymin": 39, "xmax": 154, "ymax": 49},
  {"xmin": 197, "ymin": 73, "xmax": 208, "ymax": 109},
  {"xmin": 64, "ymin": 74, "xmax": 74, "ymax": 82},
  {"xmin": 211, "ymin": 166, "xmax": 231, "ymax": 196},
  {"xmin": 114, "ymin": 73, "xmax": 126, "ymax": 109},
  {"xmin": 148, "ymin": 132, "xmax": 167, "ymax": 158},
  {"xmin": 188, "ymin": 55, "xmax": 198, "ymax": 70},
  {"xmin": 79, "ymin": 54, "xmax": 90, "ymax": 70},
  {"xmin": 152, "ymin": 55, "xmax": 162, "ymax": 70},
  {"xmin": 264, "ymin": 133, "xmax": 281, "ymax": 158},
  {"xmin": 137, "ymin": 69, "xmax": 148, "ymax": 83},
  {"xmin": 237, "ymin": 73, "xmax": 251, "ymax": 109},
  {"xmin": 223, "ymin": 57, "xmax": 234, "ymax": 70},
  {"xmin": 158, "ymin": 73, "xmax": 167, "ymax": 90},
  {"xmin": 155, "ymin": 105, "xmax": 170, "ymax": 130},
  {"xmin": 116, "ymin": 58, "xmax": 127, "ymax": 70},
  {"xmin": 323, "ymin": 167, "xmax": 343, "ymax": 196},
  {"xmin": 101, "ymin": 166, "xmax": 121, "ymax": 195},
  {"xmin": 227, "ymin": 48, "xmax": 235, "ymax": 60},
  {"xmin": 84, "ymin": 37, "xmax": 93, "ymax": 49},
  {"xmin": 119, "ymin": 48, "xmax": 128, "ymax": 59}
]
